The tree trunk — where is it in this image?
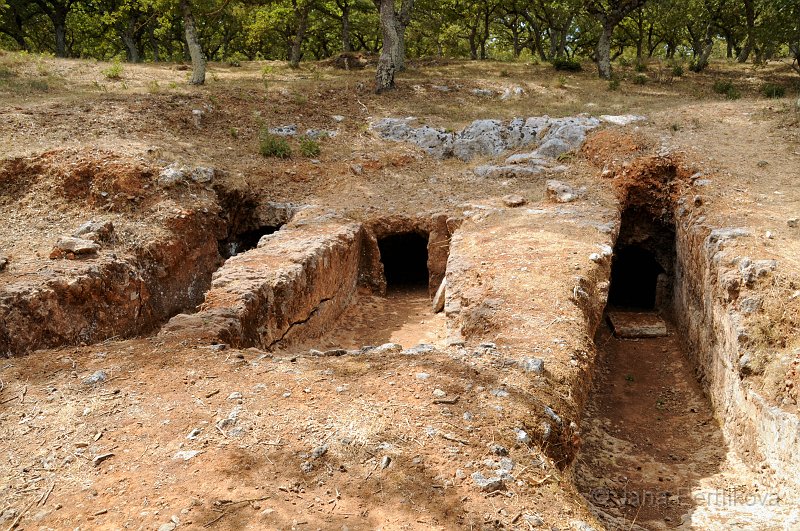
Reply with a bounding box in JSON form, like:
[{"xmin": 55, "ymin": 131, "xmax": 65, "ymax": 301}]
[
  {"xmin": 51, "ymin": 7, "xmax": 67, "ymax": 57},
  {"xmin": 596, "ymin": 23, "xmax": 613, "ymax": 79},
  {"xmin": 289, "ymin": 1, "xmax": 311, "ymax": 68},
  {"xmin": 468, "ymin": 24, "xmax": 478, "ymax": 60},
  {"xmin": 149, "ymin": 26, "xmax": 160, "ymax": 62},
  {"xmin": 180, "ymin": 0, "xmax": 205, "ymax": 85},
  {"xmin": 121, "ymin": 18, "xmax": 141, "ymax": 63},
  {"xmin": 122, "ymin": 32, "xmax": 140, "ymax": 63},
  {"xmin": 691, "ymin": 21, "xmax": 715, "ymax": 72},
  {"xmin": 341, "ymin": 2, "xmax": 351, "ymax": 52},
  {"xmin": 737, "ymin": 0, "xmax": 755, "ymax": 62},
  {"xmin": 375, "ymin": 0, "xmax": 398, "ymax": 92},
  {"xmin": 393, "ymin": 16, "xmax": 406, "ymax": 70},
  {"xmin": 692, "ymin": 40, "xmax": 714, "ymax": 72}
]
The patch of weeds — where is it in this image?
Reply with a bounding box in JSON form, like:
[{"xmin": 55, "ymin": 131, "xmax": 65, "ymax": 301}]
[
  {"xmin": 712, "ymin": 79, "xmax": 740, "ymax": 99},
  {"xmin": 625, "ymin": 374, "xmax": 635, "ymax": 382},
  {"xmin": 499, "ymin": 69, "xmax": 510, "ymax": 78},
  {"xmin": 168, "ymin": 81, "xmax": 178, "ymax": 89},
  {"xmin": 27, "ymin": 79, "xmax": 49, "ymax": 92},
  {"xmin": 259, "ymin": 127, "xmax": 291, "ymax": 158},
  {"xmin": 0, "ymin": 65, "xmax": 14, "ymax": 81},
  {"xmin": 229, "ymin": 127, "xmax": 239, "ymax": 139},
  {"xmin": 210, "ymin": 71, "xmax": 219, "ymax": 82},
  {"xmin": 147, "ymin": 80, "xmax": 160, "ymax": 93},
  {"xmin": 633, "ymin": 74, "xmax": 648, "ymax": 85},
  {"xmin": 552, "ymin": 58, "xmax": 581, "ymax": 72},
  {"xmin": 761, "ymin": 83, "xmax": 785, "ymax": 98},
  {"xmin": 291, "ymin": 92, "xmax": 308, "ymax": 105},
  {"xmin": 556, "ymin": 151, "xmax": 575, "ymax": 163},
  {"xmin": 670, "ymin": 123, "xmax": 681, "ymax": 132},
  {"xmin": 634, "ymin": 62, "xmax": 648, "ymax": 72},
  {"xmin": 671, "ymin": 64, "xmax": 684, "ymax": 77},
  {"xmin": 299, "ymin": 136, "xmax": 321, "ymax": 157},
  {"xmin": 607, "ymin": 77, "xmax": 621, "ymax": 91},
  {"xmin": 35, "ymin": 58, "xmax": 50, "ymax": 77},
  {"xmin": 618, "ymin": 57, "xmax": 632, "ymax": 67},
  {"xmin": 102, "ymin": 61, "xmax": 124, "ymax": 80}
]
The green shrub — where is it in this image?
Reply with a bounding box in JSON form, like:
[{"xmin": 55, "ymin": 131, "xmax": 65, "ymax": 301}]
[
  {"xmin": 618, "ymin": 57, "xmax": 632, "ymax": 67},
  {"xmin": 552, "ymin": 58, "xmax": 581, "ymax": 72},
  {"xmin": 712, "ymin": 79, "xmax": 733, "ymax": 94},
  {"xmin": 671, "ymin": 64, "xmax": 684, "ymax": 77},
  {"xmin": 712, "ymin": 79, "xmax": 740, "ymax": 99},
  {"xmin": 608, "ymin": 77, "xmax": 621, "ymax": 91},
  {"xmin": 633, "ymin": 74, "xmax": 648, "ymax": 85},
  {"xmin": 761, "ymin": 83, "xmax": 785, "ymax": 98},
  {"xmin": 259, "ymin": 128, "xmax": 291, "ymax": 158},
  {"xmin": 299, "ymin": 136, "xmax": 321, "ymax": 157},
  {"xmin": 102, "ymin": 61, "xmax": 123, "ymax": 80},
  {"xmin": 634, "ymin": 62, "xmax": 648, "ymax": 72}
]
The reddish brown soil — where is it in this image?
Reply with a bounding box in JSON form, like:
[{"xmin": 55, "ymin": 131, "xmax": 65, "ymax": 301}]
[{"xmin": 576, "ymin": 320, "xmax": 726, "ymax": 529}]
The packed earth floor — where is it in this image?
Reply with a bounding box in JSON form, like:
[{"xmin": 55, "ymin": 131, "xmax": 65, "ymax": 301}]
[{"xmin": 0, "ymin": 54, "xmax": 799, "ymax": 530}]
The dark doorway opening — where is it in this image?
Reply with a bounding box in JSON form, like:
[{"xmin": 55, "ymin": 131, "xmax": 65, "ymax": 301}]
[
  {"xmin": 220, "ymin": 225, "xmax": 283, "ymax": 259},
  {"xmin": 378, "ymin": 232, "xmax": 429, "ymax": 290},
  {"xmin": 608, "ymin": 246, "xmax": 665, "ymax": 309}
]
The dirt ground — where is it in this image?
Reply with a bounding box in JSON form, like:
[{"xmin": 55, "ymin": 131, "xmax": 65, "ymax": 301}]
[{"xmin": 1, "ymin": 52, "xmax": 799, "ymax": 530}]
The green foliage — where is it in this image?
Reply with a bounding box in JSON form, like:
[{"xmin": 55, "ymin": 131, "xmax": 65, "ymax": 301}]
[
  {"xmin": 608, "ymin": 77, "xmax": 621, "ymax": 91},
  {"xmin": 633, "ymin": 73, "xmax": 648, "ymax": 85},
  {"xmin": 552, "ymin": 58, "xmax": 581, "ymax": 72},
  {"xmin": 0, "ymin": 0, "xmax": 799, "ymax": 82},
  {"xmin": 102, "ymin": 61, "xmax": 123, "ymax": 80},
  {"xmin": 299, "ymin": 136, "xmax": 321, "ymax": 157},
  {"xmin": 713, "ymin": 79, "xmax": 740, "ymax": 99},
  {"xmin": 761, "ymin": 83, "xmax": 785, "ymax": 98},
  {"xmin": 259, "ymin": 128, "xmax": 291, "ymax": 159}
]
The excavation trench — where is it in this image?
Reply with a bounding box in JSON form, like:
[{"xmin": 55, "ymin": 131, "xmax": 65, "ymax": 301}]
[
  {"xmin": 575, "ymin": 162, "xmax": 798, "ymax": 529},
  {"xmin": 576, "ymin": 198, "xmax": 731, "ymax": 529},
  {"xmin": 160, "ymin": 215, "xmax": 454, "ymax": 352}
]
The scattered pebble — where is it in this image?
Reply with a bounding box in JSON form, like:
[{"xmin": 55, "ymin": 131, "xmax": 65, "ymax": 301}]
[
  {"xmin": 173, "ymin": 450, "xmax": 202, "ymax": 461},
  {"xmin": 502, "ymin": 194, "xmax": 526, "ymax": 207},
  {"xmin": 83, "ymin": 370, "xmax": 108, "ymax": 385}
]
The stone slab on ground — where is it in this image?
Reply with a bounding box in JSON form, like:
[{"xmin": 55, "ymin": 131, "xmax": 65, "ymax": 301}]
[{"xmin": 606, "ymin": 311, "xmax": 667, "ymax": 338}]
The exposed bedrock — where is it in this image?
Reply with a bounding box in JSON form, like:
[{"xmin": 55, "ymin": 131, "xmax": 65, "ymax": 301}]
[
  {"xmin": 159, "ymin": 218, "xmax": 365, "ymax": 350},
  {"xmin": 674, "ymin": 208, "xmax": 800, "ymax": 501},
  {"xmin": 0, "ymin": 209, "xmax": 226, "ymax": 356}
]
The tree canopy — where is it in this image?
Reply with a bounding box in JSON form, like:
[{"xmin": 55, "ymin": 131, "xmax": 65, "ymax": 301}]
[{"xmin": 1, "ymin": 0, "xmax": 798, "ymax": 78}]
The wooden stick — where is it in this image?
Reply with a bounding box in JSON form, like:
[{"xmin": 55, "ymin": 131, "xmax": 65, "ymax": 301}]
[{"xmin": 432, "ymin": 396, "xmax": 459, "ymax": 405}]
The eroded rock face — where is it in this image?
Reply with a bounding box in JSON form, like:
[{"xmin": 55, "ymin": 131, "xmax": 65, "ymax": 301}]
[
  {"xmin": 159, "ymin": 220, "xmax": 365, "ymax": 350},
  {"xmin": 371, "ymin": 115, "xmax": 601, "ymax": 163},
  {"xmin": 0, "ymin": 210, "xmax": 225, "ymax": 356}
]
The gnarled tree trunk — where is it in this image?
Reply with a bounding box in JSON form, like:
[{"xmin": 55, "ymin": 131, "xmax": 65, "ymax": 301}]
[
  {"xmin": 289, "ymin": 0, "xmax": 311, "ymax": 68},
  {"xmin": 180, "ymin": 0, "xmax": 205, "ymax": 85},
  {"xmin": 375, "ymin": 0, "xmax": 398, "ymax": 92},
  {"xmin": 341, "ymin": 1, "xmax": 351, "ymax": 52},
  {"xmin": 596, "ymin": 23, "xmax": 614, "ymax": 79}
]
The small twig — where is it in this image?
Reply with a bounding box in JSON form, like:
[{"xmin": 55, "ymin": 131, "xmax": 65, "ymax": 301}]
[
  {"xmin": 202, "ymin": 496, "xmax": 271, "ymax": 528},
  {"xmin": 205, "ymin": 389, "xmax": 220, "ymax": 399},
  {"xmin": 432, "ymin": 396, "xmax": 459, "ymax": 405},
  {"xmin": 364, "ymin": 460, "xmax": 380, "ymax": 480},
  {"xmin": 5, "ymin": 498, "xmax": 35, "ymax": 531},
  {"xmin": 37, "ymin": 482, "xmax": 55, "ymax": 507},
  {"xmin": 440, "ymin": 433, "xmax": 469, "ymax": 445}
]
